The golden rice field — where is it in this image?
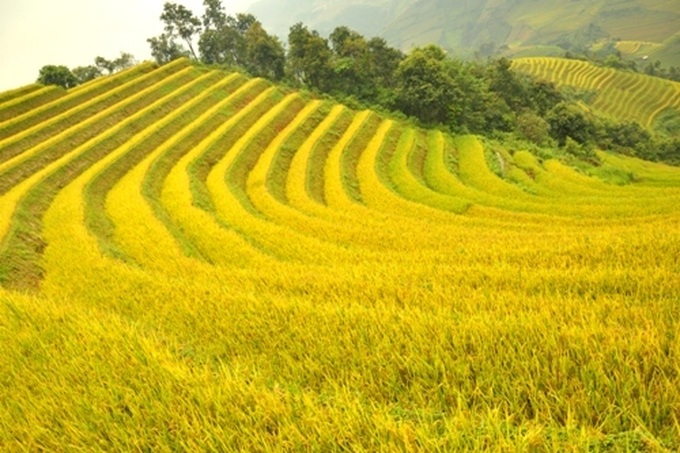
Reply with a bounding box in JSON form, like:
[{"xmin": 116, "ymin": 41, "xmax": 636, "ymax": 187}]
[
  {"xmin": 512, "ymin": 57, "xmax": 680, "ymax": 128},
  {"xmin": 1, "ymin": 58, "xmax": 680, "ymax": 450}
]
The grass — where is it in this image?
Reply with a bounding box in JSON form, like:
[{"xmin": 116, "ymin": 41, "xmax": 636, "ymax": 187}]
[{"xmin": 0, "ymin": 61, "xmax": 680, "ymax": 450}]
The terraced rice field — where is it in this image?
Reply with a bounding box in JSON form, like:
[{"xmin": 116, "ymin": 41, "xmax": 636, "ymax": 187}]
[
  {"xmin": 512, "ymin": 57, "xmax": 680, "ymax": 128},
  {"xmin": 1, "ymin": 58, "xmax": 680, "ymax": 450}
]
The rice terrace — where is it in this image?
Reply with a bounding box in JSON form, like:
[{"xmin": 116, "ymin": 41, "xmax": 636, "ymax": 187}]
[{"xmin": 1, "ymin": 1, "xmax": 680, "ymax": 450}]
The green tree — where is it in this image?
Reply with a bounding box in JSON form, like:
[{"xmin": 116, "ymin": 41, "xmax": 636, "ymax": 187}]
[
  {"xmin": 602, "ymin": 121, "xmax": 652, "ymax": 153},
  {"xmin": 202, "ymin": 0, "xmax": 227, "ymax": 29},
  {"xmin": 287, "ymin": 23, "xmax": 333, "ymax": 91},
  {"xmin": 487, "ymin": 58, "xmax": 527, "ymax": 111},
  {"xmin": 72, "ymin": 65, "xmax": 102, "ymax": 84},
  {"xmin": 94, "ymin": 56, "xmax": 116, "ymax": 74},
  {"xmin": 546, "ymin": 102, "xmax": 596, "ymax": 146},
  {"xmin": 148, "ymin": 33, "xmax": 188, "ymax": 64},
  {"xmin": 366, "ymin": 37, "xmax": 403, "ymax": 89},
  {"xmin": 198, "ymin": 10, "xmax": 257, "ymax": 67},
  {"xmin": 393, "ymin": 45, "xmax": 456, "ymax": 125},
  {"xmin": 516, "ymin": 111, "xmax": 552, "ymax": 145},
  {"xmin": 37, "ymin": 65, "xmax": 79, "ymax": 89},
  {"xmin": 244, "ymin": 22, "xmax": 285, "ymax": 80},
  {"xmin": 95, "ymin": 52, "xmax": 135, "ymax": 75},
  {"xmin": 113, "ymin": 52, "xmax": 135, "ymax": 71},
  {"xmin": 528, "ymin": 80, "xmax": 563, "ymax": 116},
  {"xmin": 327, "ymin": 26, "xmax": 373, "ymax": 98},
  {"xmin": 160, "ymin": 2, "xmax": 202, "ymax": 60}
]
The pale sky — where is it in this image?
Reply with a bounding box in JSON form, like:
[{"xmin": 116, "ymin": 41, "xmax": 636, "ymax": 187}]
[{"xmin": 0, "ymin": 0, "xmax": 257, "ymax": 91}]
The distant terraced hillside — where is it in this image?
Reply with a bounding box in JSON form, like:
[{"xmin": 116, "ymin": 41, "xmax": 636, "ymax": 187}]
[
  {"xmin": 1, "ymin": 59, "xmax": 680, "ymax": 449},
  {"xmin": 512, "ymin": 56, "xmax": 680, "ymax": 130},
  {"xmin": 248, "ymin": 0, "xmax": 680, "ymax": 65}
]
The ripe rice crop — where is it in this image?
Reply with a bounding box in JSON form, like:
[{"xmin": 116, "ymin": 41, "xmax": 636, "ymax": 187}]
[
  {"xmin": 1, "ymin": 58, "xmax": 679, "ymax": 450},
  {"xmin": 513, "ymin": 57, "xmax": 680, "ymax": 128}
]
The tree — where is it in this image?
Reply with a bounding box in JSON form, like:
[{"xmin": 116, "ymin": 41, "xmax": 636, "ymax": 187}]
[
  {"xmin": 160, "ymin": 2, "xmax": 202, "ymax": 60},
  {"xmin": 287, "ymin": 23, "xmax": 333, "ymax": 91},
  {"xmin": 202, "ymin": 0, "xmax": 227, "ymax": 30},
  {"xmin": 148, "ymin": 33, "xmax": 187, "ymax": 64},
  {"xmin": 95, "ymin": 56, "xmax": 116, "ymax": 75},
  {"xmin": 72, "ymin": 65, "xmax": 102, "ymax": 84},
  {"xmin": 516, "ymin": 111, "xmax": 551, "ymax": 145},
  {"xmin": 37, "ymin": 65, "xmax": 79, "ymax": 89},
  {"xmin": 487, "ymin": 58, "xmax": 527, "ymax": 111},
  {"xmin": 366, "ymin": 37, "xmax": 403, "ymax": 89},
  {"xmin": 95, "ymin": 52, "xmax": 135, "ymax": 75},
  {"xmin": 393, "ymin": 45, "xmax": 456, "ymax": 125},
  {"xmin": 244, "ymin": 22, "xmax": 285, "ymax": 80},
  {"xmin": 546, "ymin": 102, "xmax": 596, "ymax": 146},
  {"xmin": 327, "ymin": 26, "xmax": 373, "ymax": 97},
  {"xmin": 198, "ymin": 11, "xmax": 257, "ymax": 67},
  {"xmin": 113, "ymin": 52, "xmax": 135, "ymax": 71},
  {"xmin": 528, "ymin": 80, "xmax": 563, "ymax": 116},
  {"xmin": 602, "ymin": 121, "xmax": 651, "ymax": 153}
]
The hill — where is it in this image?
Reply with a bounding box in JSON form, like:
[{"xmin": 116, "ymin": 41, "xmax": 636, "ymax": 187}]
[
  {"xmin": 1, "ymin": 59, "xmax": 680, "ymax": 449},
  {"xmin": 248, "ymin": 0, "xmax": 680, "ymax": 65},
  {"xmin": 512, "ymin": 57, "xmax": 680, "ymax": 134}
]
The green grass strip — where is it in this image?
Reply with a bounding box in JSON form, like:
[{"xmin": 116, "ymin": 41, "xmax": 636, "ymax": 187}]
[
  {"xmin": 83, "ymin": 70, "xmax": 232, "ymax": 260},
  {"xmin": 144, "ymin": 79, "xmax": 273, "ymax": 259},
  {"xmin": 224, "ymin": 95, "xmax": 307, "ymax": 217},
  {"xmin": 340, "ymin": 112, "xmax": 382, "ymax": 204},
  {"xmin": 384, "ymin": 128, "xmax": 469, "ymax": 213},
  {"xmin": 0, "ymin": 84, "xmax": 43, "ymax": 105},
  {"xmin": 265, "ymin": 101, "xmax": 333, "ymax": 204},
  {"xmin": 0, "ymin": 61, "xmax": 160, "ymax": 144},
  {"xmin": 0, "ymin": 66, "xmax": 211, "ymax": 291},
  {"xmin": 0, "ymin": 64, "xmax": 195, "ymax": 195},
  {"xmin": 323, "ymin": 111, "xmax": 375, "ymax": 209},
  {"xmin": 186, "ymin": 85, "xmax": 281, "ymax": 213},
  {"xmin": 305, "ymin": 108, "xmax": 353, "ymax": 205},
  {"xmin": 0, "ymin": 86, "xmax": 65, "ymax": 123}
]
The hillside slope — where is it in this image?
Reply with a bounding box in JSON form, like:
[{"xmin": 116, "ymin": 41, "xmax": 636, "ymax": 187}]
[
  {"xmin": 249, "ymin": 0, "xmax": 680, "ymax": 64},
  {"xmin": 1, "ymin": 60, "xmax": 680, "ymax": 449},
  {"xmin": 512, "ymin": 57, "xmax": 680, "ymax": 133}
]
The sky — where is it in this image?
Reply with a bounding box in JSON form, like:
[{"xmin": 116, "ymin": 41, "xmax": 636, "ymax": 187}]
[{"xmin": 0, "ymin": 0, "xmax": 258, "ymax": 91}]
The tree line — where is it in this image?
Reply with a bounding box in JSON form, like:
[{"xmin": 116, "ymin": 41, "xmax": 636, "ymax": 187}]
[
  {"xmin": 37, "ymin": 53, "xmax": 136, "ymax": 89},
  {"xmin": 37, "ymin": 0, "xmax": 678, "ymax": 165}
]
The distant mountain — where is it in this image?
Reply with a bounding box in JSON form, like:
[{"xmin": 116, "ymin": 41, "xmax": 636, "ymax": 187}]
[
  {"xmin": 248, "ymin": 0, "xmax": 680, "ymax": 65},
  {"xmin": 247, "ymin": 0, "xmax": 416, "ymax": 39}
]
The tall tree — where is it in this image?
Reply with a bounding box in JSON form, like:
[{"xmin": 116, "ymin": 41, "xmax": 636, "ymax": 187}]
[
  {"xmin": 202, "ymin": 0, "xmax": 227, "ymax": 30},
  {"xmin": 198, "ymin": 10, "xmax": 257, "ymax": 67},
  {"xmin": 94, "ymin": 56, "xmax": 116, "ymax": 75},
  {"xmin": 366, "ymin": 37, "xmax": 403, "ymax": 89},
  {"xmin": 394, "ymin": 45, "xmax": 456, "ymax": 125},
  {"xmin": 160, "ymin": 2, "xmax": 202, "ymax": 60},
  {"xmin": 287, "ymin": 23, "xmax": 333, "ymax": 91},
  {"xmin": 328, "ymin": 26, "xmax": 371, "ymax": 97},
  {"xmin": 244, "ymin": 22, "xmax": 285, "ymax": 80},
  {"xmin": 148, "ymin": 33, "xmax": 187, "ymax": 64}
]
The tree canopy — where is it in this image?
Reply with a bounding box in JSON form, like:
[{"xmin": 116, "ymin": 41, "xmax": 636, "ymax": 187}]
[{"xmin": 37, "ymin": 65, "xmax": 78, "ymax": 89}]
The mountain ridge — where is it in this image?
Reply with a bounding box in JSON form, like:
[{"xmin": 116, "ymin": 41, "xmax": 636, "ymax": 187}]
[{"xmin": 247, "ymin": 0, "xmax": 680, "ymax": 65}]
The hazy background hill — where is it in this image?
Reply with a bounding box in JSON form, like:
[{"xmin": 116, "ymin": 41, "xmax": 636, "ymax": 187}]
[
  {"xmin": 248, "ymin": 0, "xmax": 415, "ymax": 38},
  {"xmin": 248, "ymin": 0, "xmax": 680, "ymax": 66}
]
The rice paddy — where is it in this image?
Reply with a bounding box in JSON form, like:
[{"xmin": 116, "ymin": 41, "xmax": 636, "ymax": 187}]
[{"xmin": 1, "ymin": 58, "xmax": 679, "ymax": 450}]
